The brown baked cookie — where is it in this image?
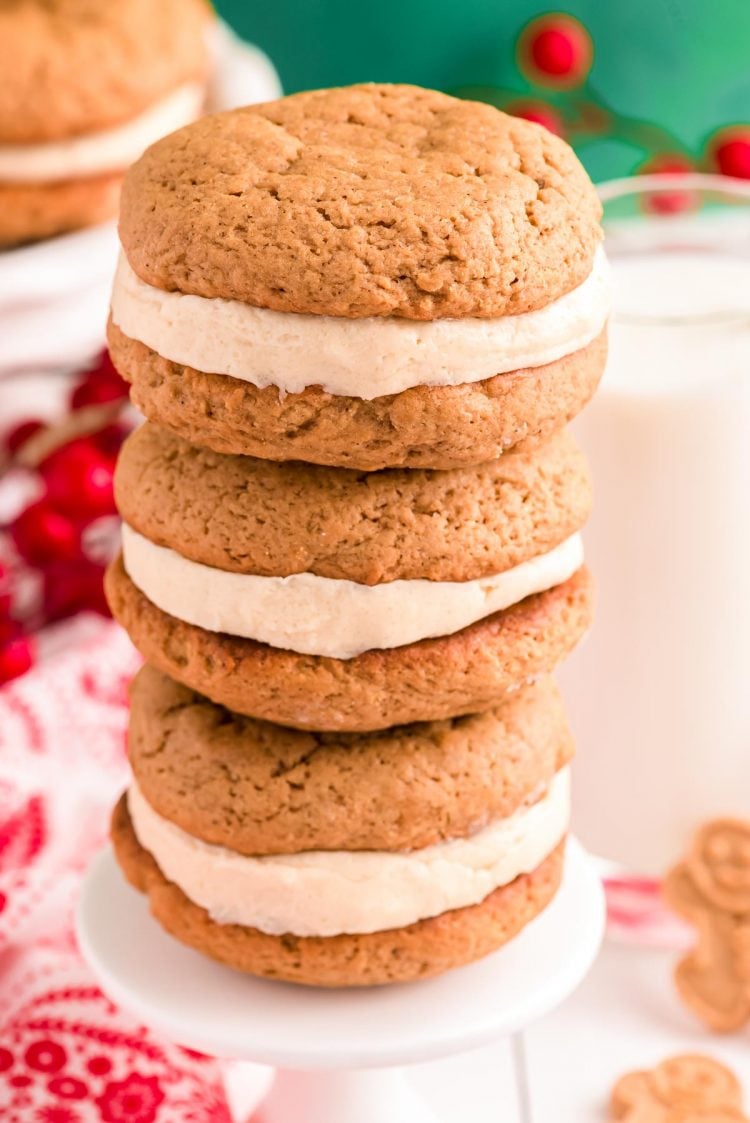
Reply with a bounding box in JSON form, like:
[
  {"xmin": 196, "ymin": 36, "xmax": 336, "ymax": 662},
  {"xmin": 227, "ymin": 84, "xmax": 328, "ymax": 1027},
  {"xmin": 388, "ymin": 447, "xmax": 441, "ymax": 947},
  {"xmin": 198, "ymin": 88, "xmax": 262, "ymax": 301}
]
[
  {"xmin": 0, "ymin": 0, "xmax": 210, "ymax": 144},
  {"xmin": 119, "ymin": 84, "xmax": 601, "ymax": 320},
  {"xmin": 610, "ymin": 1054, "xmax": 747, "ymax": 1122},
  {"xmin": 0, "ymin": 173, "xmax": 123, "ymax": 247},
  {"xmin": 115, "ymin": 423, "xmax": 592, "ymax": 583},
  {"xmin": 112, "ymin": 795, "xmax": 565, "ymax": 987},
  {"xmin": 129, "ymin": 665, "xmax": 574, "ymax": 854},
  {"xmin": 664, "ymin": 818, "xmax": 750, "ymax": 1033},
  {"xmin": 109, "ymin": 323, "xmax": 606, "ymax": 471},
  {"xmin": 106, "ymin": 557, "xmax": 593, "ymax": 732},
  {"xmin": 0, "ymin": 0, "xmax": 210, "ymax": 246}
]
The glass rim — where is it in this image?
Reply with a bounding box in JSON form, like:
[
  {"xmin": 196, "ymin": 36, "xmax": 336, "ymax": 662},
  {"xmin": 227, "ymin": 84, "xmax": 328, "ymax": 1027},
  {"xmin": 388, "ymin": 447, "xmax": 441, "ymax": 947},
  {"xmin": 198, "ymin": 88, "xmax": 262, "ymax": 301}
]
[
  {"xmin": 597, "ymin": 171, "xmax": 750, "ymax": 203},
  {"xmin": 597, "ymin": 174, "xmax": 750, "ymax": 327}
]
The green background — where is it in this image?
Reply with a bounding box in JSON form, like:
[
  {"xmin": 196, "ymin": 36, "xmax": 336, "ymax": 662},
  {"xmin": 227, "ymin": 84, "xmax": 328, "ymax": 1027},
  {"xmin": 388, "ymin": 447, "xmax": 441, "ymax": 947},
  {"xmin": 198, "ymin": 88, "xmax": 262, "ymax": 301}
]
[{"xmin": 215, "ymin": 0, "xmax": 750, "ymax": 180}]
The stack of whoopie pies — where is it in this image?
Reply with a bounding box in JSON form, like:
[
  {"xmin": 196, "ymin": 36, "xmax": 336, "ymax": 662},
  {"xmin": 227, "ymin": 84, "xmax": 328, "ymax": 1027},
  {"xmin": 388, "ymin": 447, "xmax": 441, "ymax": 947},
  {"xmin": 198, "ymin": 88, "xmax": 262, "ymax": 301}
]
[{"xmin": 105, "ymin": 83, "xmax": 608, "ymax": 986}]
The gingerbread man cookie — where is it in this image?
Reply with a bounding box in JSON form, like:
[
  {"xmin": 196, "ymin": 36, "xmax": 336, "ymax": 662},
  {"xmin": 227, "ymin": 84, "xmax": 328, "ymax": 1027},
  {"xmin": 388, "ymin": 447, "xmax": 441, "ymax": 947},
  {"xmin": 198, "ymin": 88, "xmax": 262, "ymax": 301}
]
[
  {"xmin": 664, "ymin": 818, "xmax": 750, "ymax": 1033},
  {"xmin": 610, "ymin": 1054, "xmax": 747, "ymax": 1122}
]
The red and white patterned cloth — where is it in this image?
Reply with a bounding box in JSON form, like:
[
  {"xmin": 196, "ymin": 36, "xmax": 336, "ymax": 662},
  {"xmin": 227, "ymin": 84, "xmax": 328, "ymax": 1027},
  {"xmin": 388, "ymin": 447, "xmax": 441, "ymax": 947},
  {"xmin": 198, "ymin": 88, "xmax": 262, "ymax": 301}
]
[{"xmin": 0, "ymin": 617, "xmax": 236, "ymax": 1123}]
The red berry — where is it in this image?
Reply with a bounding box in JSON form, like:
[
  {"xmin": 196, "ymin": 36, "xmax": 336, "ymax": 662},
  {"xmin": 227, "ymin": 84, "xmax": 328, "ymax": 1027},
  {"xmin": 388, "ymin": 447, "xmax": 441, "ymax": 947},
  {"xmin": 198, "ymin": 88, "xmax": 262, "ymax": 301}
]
[
  {"xmin": 711, "ymin": 129, "xmax": 750, "ymax": 179},
  {"xmin": 92, "ymin": 423, "xmax": 129, "ymax": 458},
  {"xmin": 87, "ymin": 349, "xmax": 120, "ymax": 384},
  {"xmin": 4, "ymin": 419, "xmax": 45, "ymax": 456},
  {"xmin": 41, "ymin": 440, "xmax": 116, "ymax": 519},
  {"xmin": 86, "ymin": 574, "xmax": 111, "ymax": 617},
  {"xmin": 508, "ymin": 100, "xmax": 563, "ymax": 137},
  {"xmin": 0, "ymin": 616, "xmax": 21, "ymax": 648},
  {"xmin": 11, "ymin": 502, "xmax": 81, "ymax": 565},
  {"xmin": 0, "ymin": 562, "xmax": 11, "ymax": 628},
  {"xmin": 69, "ymin": 351, "xmax": 128, "ymax": 411},
  {"xmin": 43, "ymin": 559, "xmax": 109, "ymax": 623},
  {"xmin": 519, "ymin": 14, "xmax": 593, "ymax": 88},
  {"xmin": 640, "ymin": 154, "xmax": 695, "ymax": 214},
  {"xmin": 0, "ymin": 636, "xmax": 34, "ymax": 685}
]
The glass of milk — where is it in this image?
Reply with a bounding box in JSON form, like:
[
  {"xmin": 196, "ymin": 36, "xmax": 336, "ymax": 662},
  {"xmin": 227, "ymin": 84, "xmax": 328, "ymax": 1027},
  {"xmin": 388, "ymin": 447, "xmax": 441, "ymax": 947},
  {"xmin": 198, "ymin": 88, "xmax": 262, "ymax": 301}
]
[{"xmin": 562, "ymin": 174, "xmax": 750, "ymax": 932}]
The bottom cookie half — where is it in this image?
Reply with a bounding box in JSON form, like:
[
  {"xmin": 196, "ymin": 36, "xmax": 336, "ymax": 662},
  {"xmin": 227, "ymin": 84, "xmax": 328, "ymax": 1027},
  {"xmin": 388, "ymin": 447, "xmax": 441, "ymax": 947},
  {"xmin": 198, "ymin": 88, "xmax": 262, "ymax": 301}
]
[
  {"xmin": 0, "ymin": 171, "xmax": 122, "ymax": 247},
  {"xmin": 105, "ymin": 557, "xmax": 593, "ymax": 732},
  {"xmin": 112, "ymin": 796, "xmax": 565, "ymax": 988}
]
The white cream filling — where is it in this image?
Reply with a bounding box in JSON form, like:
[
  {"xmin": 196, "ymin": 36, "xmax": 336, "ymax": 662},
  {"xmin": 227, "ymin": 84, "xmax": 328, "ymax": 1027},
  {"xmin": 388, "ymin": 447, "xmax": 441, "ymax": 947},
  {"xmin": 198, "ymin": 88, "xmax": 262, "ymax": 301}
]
[
  {"xmin": 0, "ymin": 83, "xmax": 205, "ymax": 183},
  {"xmin": 127, "ymin": 768, "xmax": 570, "ymax": 937},
  {"xmin": 121, "ymin": 525, "xmax": 584, "ymax": 659},
  {"xmin": 110, "ymin": 247, "xmax": 610, "ymax": 400}
]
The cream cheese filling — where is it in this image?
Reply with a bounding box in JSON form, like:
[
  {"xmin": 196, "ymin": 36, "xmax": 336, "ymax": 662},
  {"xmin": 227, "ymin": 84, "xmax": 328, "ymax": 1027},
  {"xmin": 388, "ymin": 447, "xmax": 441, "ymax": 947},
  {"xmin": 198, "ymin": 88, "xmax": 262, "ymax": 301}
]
[
  {"xmin": 110, "ymin": 247, "xmax": 610, "ymax": 399},
  {"xmin": 0, "ymin": 83, "xmax": 205, "ymax": 183},
  {"xmin": 121, "ymin": 525, "xmax": 584, "ymax": 659},
  {"xmin": 127, "ymin": 767, "xmax": 570, "ymax": 937}
]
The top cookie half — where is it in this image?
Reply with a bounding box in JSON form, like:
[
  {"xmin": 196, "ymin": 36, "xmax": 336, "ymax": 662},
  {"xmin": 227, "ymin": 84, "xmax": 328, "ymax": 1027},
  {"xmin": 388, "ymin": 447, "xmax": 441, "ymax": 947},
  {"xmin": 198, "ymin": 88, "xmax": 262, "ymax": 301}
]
[
  {"xmin": 111, "ymin": 83, "xmax": 608, "ymax": 469},
  {"xmin": 119, "ymin": 82, "xmax": 601, "ymax": 319}
]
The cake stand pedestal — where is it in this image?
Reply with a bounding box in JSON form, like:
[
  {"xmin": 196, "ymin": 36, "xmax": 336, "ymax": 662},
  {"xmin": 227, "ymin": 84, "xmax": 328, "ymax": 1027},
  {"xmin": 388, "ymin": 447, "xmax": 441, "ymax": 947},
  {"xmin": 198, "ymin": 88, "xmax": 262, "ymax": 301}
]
[{"xmin": 77, "ymin": 838, "xmax": 604, "ymax": 1123}]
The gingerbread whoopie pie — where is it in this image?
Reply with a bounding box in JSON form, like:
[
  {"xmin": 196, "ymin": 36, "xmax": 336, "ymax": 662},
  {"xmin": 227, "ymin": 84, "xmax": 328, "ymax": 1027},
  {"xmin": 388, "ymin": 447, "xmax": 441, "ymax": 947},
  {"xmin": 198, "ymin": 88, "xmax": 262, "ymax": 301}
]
[
  {"xmin": 0, "ymin": 0, "xmax": 211, "ymax": 247},
  {"xmin": 113, "ymin": 665, "xmax": 572, "ymax": 986},
  {"xmin": 104, "ymin": 80, "xmax": 607, "ymax": 987},
  {"xmin": 107, "ymin": 423, "xmax": 593, "ymax": 730},
  {"xmin": 108, "ymin": 83, "xmax": 608, "ymax": 470}
]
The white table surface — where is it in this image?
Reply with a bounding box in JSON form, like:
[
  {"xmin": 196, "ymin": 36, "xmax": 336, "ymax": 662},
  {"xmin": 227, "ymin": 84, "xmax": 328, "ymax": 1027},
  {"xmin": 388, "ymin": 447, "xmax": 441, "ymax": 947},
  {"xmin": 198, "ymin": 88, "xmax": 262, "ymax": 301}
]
[
  {"xmin": 412, "ymin": 939, "xmax": 750, "ymax": 1122},
  {"xmin": 225, "ymin": 939, "xmax": 750, "ymax": 1122}
]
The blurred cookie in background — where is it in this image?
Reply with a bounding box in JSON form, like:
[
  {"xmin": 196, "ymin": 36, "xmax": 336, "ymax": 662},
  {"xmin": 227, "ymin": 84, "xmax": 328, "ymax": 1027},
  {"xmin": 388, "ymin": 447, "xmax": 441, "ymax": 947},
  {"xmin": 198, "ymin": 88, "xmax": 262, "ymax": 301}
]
[
  {"xmin": 0, "ymin": 0, "xmax": 213, "ymax": 248},
  {"xmin": 0, "ymin": 2, "xmax": 280, "ymax": 376}
]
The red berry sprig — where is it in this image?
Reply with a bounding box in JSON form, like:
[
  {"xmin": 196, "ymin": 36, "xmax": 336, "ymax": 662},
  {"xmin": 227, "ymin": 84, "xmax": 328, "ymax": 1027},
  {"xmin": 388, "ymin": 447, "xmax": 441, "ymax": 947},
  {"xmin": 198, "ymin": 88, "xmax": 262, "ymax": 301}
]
[
  {"xmin": 639, "ymin": 153, "xmax": 696, "ymax": 215},
  {"xmin": 0, "ymin": 635, "xmax": 35, "ymax": 686},
  {"xmin": 11, "ymin": 502, "xmax": 82, "ymax": 566},
  {"xmin": 0, "ymin": 349, "xmax": 131, "ymax": 686},
  {"xmin": 709, "ymin": 127, "xmax": 750, "ymax": 180},
  {"xmin": 70, "ymin": 350, "xmax": 129, "ymax": 411},
  {"xmin": 518, "ymin": 14, "xmax": 593, "ymax": 90},
  {"xmin": 507, "ymin": 100, "xmax": 564, "ymax": 137},
  {"xmin": 42, "ymin": 440, "xmax": 118, "ymax": 520}
]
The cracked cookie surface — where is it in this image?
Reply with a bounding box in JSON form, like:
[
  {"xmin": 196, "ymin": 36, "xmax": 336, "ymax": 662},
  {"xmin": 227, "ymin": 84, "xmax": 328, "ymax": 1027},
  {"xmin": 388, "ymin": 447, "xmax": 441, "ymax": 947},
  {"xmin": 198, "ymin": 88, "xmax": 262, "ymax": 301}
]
[
  {"xmin": 115, "ymin": 423, "xmax": 592, "ymax": 583},
  {"xmin": 128, "ymin": 665, "xmax": 573, "ymax": 854},
  {"xmin": 119, "ymin": 83, "xmax": 602, "ymax": 320}
]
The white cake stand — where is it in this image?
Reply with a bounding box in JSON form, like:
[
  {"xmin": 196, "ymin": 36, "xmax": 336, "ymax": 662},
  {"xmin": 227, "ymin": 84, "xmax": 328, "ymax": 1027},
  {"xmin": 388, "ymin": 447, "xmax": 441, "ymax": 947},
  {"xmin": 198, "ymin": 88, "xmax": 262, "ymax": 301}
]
[{"xmin": 77, "ymin": 838, "xmax": 604, "ymax": 1123}]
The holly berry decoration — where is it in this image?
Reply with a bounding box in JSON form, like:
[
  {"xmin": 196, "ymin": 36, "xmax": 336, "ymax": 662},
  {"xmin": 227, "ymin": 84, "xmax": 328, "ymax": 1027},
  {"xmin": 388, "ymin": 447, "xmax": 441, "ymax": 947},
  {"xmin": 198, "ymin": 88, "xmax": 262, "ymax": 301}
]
[
  {"xmin": 0, "ymin": 634, "xmax": 35, "ymax": 687},
  {"xmin": 639, "ymin": 153, "xmax": 696, "ymax": 215},
  {"xmin": 518, "ymin": 13, "xmax": 593, "ymax": 90},
  {"xmin": 0, "ymin": 562, "xmax": 34, "ymax": 685},
  {"xmin": 41, "ymin": 439, "xmax": 117, "ymax": 520},
  {"xmin": 709, "ymin": 127, "xmax": 750, "ymax": 180},
  {"xmin": 507, "ymin": 99, "xmax": 564, "ymax": 137},
  {"xmin": 43, "ymin": 557, "xmax": 112, "ymax": 624},
  {"xmin": 11, "ymin": 501, "xmax": 82, "ymax": 567},
  {"xmin": 70, "ymin": 349, "xmax": 129, "ymax": 411},
  {"xmin": 0, "ymin": 349, "xmax": 131, "ymax": 687}
]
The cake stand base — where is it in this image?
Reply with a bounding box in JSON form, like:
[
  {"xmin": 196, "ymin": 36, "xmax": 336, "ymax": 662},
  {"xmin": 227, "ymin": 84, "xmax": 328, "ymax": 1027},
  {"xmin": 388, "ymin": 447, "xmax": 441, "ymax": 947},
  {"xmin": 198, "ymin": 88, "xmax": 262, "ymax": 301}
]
[
  {"xmin": 77, "ymin": 838, "xmax": 604, "ymax": 1123},
  {"xmin": 254, "ymin": 1067, "xmax": 439, "ymax": 1123}
]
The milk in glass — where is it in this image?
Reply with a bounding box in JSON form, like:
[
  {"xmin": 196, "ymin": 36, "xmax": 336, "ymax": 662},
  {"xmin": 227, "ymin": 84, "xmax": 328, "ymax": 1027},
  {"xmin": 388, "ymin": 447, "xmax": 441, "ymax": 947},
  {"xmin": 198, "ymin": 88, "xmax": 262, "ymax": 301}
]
[{"xmin": 563, "ymin": 208, "xmax": 750, "ymax": 875}]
